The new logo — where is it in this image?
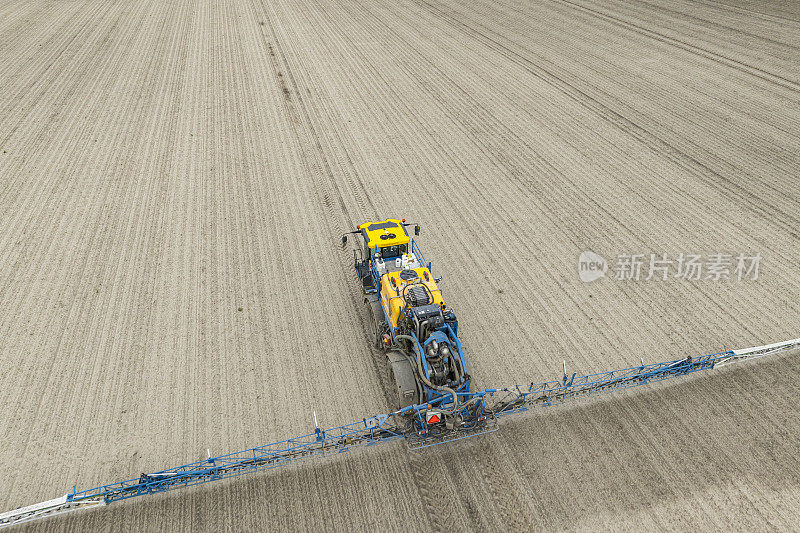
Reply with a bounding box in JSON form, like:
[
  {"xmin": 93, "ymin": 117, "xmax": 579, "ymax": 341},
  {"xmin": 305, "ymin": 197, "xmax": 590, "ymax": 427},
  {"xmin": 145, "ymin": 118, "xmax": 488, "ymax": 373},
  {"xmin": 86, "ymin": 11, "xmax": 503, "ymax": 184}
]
[{"xmin": 578, "ymin": 251, "xmax": 608, "ymax": 283}]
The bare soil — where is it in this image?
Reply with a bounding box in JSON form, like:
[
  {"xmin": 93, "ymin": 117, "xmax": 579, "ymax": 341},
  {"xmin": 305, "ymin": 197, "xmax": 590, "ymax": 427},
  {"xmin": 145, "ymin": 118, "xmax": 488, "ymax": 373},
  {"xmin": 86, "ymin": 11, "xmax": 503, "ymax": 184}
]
[{"xmin": 1, "ymin": 0, "xmax": 798, "ymax": 530}]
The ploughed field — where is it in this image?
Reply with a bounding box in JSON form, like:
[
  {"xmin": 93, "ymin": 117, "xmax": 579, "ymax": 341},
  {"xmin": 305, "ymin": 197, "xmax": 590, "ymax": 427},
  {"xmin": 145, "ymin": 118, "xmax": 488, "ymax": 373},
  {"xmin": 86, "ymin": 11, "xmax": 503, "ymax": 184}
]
[{"xmin": 1, "ymin": 0, "xmax": 799, "ymax": 530}]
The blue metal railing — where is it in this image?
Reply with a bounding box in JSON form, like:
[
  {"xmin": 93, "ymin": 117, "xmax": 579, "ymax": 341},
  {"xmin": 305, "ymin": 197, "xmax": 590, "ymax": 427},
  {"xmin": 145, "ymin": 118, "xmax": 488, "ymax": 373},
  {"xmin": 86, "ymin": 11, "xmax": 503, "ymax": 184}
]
[{"xmin": 411, "ymin": 239, "xmax": 430, "ymax": 271}]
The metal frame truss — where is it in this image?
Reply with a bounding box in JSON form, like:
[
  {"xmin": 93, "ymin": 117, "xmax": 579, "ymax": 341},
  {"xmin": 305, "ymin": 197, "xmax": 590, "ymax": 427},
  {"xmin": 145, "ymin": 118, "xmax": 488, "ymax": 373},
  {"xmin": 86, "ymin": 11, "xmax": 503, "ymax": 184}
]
[{"xmin": 2, "ymin": 337, "xmax": 797, "ymax": 528}]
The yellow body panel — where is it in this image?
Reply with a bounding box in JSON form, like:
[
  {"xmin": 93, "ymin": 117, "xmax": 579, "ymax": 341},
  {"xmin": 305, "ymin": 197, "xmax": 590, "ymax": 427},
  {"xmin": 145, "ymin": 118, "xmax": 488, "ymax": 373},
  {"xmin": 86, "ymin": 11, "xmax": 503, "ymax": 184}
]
[
  {"xmin": 379, "ymin": 267, "xmax": 444, "ymax": 329},
  {"xmin": 359, "ymin": 219, "xmax": 410, "ymax": 249}
]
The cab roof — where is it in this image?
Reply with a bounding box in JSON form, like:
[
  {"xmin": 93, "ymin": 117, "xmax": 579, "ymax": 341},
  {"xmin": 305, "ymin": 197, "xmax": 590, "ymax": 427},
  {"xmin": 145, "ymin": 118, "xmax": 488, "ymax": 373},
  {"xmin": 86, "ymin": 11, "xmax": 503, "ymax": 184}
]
[{"xmin": 359, "ymin": 219, "xmax": 410, "ymax": 248}]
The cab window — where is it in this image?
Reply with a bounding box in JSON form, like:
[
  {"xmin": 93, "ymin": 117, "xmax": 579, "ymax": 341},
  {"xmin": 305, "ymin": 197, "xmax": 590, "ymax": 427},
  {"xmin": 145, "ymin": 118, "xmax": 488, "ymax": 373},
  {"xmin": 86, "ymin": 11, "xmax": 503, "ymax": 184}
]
[{"xmin": 378, "ymin": 244, "xmax": 408, "ymax": 259}]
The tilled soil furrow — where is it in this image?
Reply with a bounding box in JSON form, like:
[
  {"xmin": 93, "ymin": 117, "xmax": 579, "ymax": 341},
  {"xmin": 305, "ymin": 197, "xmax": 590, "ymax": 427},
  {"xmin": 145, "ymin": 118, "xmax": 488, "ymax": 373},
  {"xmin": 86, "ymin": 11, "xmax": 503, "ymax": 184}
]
[
  {"xmin": 553, "ymin": 0, "xmax": 800, "ymax": 91},
  {"xmin": 2, "ymin": 0, "xmax": 799, "ymax": 530}
]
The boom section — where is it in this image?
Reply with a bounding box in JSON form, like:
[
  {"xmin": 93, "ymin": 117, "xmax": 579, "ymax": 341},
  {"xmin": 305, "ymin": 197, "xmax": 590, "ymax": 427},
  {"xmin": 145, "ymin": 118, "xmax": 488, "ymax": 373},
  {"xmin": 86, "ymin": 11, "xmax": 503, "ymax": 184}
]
[{"xmin": 3, "ymin": 339, "xmax": 796, "ymax": 528}]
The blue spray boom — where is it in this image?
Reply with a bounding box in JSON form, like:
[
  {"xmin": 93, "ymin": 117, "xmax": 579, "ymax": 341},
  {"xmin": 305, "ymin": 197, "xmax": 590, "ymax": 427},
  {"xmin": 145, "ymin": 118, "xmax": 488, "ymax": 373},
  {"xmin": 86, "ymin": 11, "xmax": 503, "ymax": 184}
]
[{"xmin": 2, "ymin": 337, "xmax": 797, "ymax": 528}]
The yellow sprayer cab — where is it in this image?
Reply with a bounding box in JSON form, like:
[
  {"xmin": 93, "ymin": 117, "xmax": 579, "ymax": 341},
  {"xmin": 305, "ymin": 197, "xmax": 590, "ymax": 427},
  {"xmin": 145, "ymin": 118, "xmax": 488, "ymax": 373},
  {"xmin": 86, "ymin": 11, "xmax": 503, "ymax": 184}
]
[{"xmin": 358, "ymin": 219, "xmax": 411, "ymax": 261}]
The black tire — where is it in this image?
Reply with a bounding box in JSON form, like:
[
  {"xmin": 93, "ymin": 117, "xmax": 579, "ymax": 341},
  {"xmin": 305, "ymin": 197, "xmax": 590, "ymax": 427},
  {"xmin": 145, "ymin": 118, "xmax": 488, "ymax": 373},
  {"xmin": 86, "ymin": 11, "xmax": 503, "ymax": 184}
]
[
  {"xmin": 386, "ymin": 350, "xmax": 419, "ymax": 411},
  {"xmin": 366, "ymin": 301, "xmax": 382, "ymax": 349},
  {"xmin": 388, "ymin": 365, "xmax": 399, "ymax": 410}
]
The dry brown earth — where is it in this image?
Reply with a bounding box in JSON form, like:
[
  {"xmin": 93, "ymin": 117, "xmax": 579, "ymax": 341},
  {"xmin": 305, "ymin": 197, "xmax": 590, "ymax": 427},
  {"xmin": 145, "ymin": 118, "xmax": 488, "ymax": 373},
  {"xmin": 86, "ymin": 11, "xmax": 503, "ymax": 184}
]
[{"xmin": 1, "ymin": 0, "xmax": 799, "ymax": 530}]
